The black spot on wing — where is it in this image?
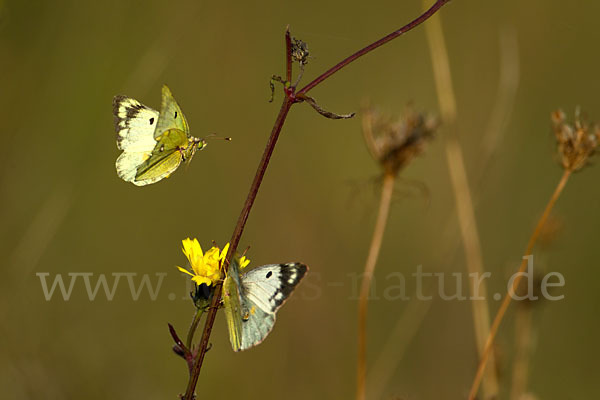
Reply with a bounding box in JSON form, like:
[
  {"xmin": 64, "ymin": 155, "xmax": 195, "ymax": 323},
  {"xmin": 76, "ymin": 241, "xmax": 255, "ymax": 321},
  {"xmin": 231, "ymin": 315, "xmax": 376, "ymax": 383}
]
[{"xmin": 270, "ymin": 263, "xmax": 308, "ymax": 309}]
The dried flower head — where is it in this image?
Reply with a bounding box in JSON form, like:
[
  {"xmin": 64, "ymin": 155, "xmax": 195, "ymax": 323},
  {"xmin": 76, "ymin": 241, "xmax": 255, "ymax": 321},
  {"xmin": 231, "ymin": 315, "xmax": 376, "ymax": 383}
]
[
  {"xmin": 551, "ymin": 109, "xmax": 600, "ymax": 172},
  {"xmin": 291, "ymin": 37, "xmax": 309, "ymax": 65},
  {"xmin": 362, "ymin": 105, "xmax": 438, "ymax": 175}
]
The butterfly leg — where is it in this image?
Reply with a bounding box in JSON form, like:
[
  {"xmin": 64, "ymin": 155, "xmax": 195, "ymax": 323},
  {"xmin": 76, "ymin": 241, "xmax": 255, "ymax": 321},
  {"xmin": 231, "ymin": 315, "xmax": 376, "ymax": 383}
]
[{"xmin": 177, "ymin": 147, "xmax": 187, "ymax": 162}]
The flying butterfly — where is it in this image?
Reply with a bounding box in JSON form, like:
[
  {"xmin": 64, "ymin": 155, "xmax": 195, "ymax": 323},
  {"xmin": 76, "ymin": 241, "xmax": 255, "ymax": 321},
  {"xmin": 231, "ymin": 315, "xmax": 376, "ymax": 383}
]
[
  {"xmin": 113, "ymin": 85, "xmax": 207, "ymax": 186},
  {"xmin": 223, "ymin": 259, "xmax": 308, "ymax": 352}
]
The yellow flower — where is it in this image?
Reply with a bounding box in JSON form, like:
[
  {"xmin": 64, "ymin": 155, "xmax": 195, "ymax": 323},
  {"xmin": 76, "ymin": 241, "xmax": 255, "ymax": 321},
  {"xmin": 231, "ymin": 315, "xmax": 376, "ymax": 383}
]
[
  {"xmin": 177, "ymin": 239, "xmax": 252, "ymax": 285},
  {"xmin": 177, "ymin": 238, "xmax": 227, "ymax": 286},
  {"xmin": 239, "ymin": 255, "xmax": 250, "ymax": 269}
]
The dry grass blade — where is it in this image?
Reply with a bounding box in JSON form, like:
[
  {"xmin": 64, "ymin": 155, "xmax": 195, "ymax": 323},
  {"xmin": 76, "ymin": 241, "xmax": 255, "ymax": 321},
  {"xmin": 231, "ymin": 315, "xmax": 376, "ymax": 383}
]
[
  {"xmin": 422, "ymin": 1, "xmax": 499, "ymax": 398},
  {"xmin": 467, "ymin": 169, "xmax": 571, "ymax": 400}
]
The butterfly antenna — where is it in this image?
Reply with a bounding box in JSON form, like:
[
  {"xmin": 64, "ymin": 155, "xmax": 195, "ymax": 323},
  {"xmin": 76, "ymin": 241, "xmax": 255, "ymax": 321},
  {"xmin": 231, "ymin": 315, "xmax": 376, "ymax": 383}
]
[{"xmin": 205, "ymin": 133, "xmax": 232, "ymax": 141}]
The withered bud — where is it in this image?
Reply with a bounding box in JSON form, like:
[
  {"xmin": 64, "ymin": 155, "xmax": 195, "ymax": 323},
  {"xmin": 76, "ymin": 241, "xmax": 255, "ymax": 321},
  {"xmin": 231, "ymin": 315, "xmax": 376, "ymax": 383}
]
[
  {"xmin": 172, "ymin": 344, "xmax": 186, "ymax": 358},
  {"xmin": 291, "ymin": 37, "xmax": 309, "ymax": 65},
  {"xmin": 362, "ymin": 105, "xmax": 438, "ymax": 175},
  {"xmin": 551, "ymin": 109, "xmax": 600, "ymax": 172}
]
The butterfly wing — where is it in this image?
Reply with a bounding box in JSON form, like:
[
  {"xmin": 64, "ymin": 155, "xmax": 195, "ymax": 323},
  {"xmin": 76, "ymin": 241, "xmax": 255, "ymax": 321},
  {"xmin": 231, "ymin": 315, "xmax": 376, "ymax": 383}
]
[
  {"xmin": 131, "ymin": 129, "xmax": 188, "ymax": 185},
  {"xmin": 116, "ymin": 151, "xmax": 153, "ymax": 185},
  {"xmin": 223, "ymin": 259, "xmax": 245, "ymax": 351},
  {"xmin": 239, "ymin": 305, "xmax": 275, "ymax": 351},
  {"xmin": 242, "ymin": 263, "xmax": 308, "ymax": 314},
  {"xmin": 154, "ymin": 85, "xmax": 189, "ymax": 139},
  {"xmin": 134, "ymin": 151, "xmax": 182, "ymax": 185},
  {"xmin": 236, "ymin": 263, "xmax": 308, "ymax": 351},
  {"xmin": 113, "ymin": 95, "xmax": 160, "ymax": 185},
  {"xmin": 113, "ymin": 95, "xmax": 159, "ymax": 152}
]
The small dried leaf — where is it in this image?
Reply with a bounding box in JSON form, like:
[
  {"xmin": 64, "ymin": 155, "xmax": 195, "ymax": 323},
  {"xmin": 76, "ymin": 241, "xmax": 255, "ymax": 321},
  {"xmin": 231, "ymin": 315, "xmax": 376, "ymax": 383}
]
[
  {"xmin": 269, "ymin": 75, "xmax": 287, "ymax": 103},
  {"xmin": 302, "ymin": 95, "xmax": 355, "ymax": 119}
]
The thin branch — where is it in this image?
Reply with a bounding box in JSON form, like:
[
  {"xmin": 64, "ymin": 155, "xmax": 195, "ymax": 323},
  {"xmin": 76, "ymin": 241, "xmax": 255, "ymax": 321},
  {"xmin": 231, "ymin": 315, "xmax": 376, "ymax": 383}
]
[
  {"xmin": 285, "ymin": 27, "xmax": 293, "ymax": 82},
  {"xmin": 186, "ymin": 307, "xmax": 204, "ymax": 351},
  {"xmin": 297, "ymin": 0, "xmax": 452, "ymax": 96},
  {"xmin": 169, "ymin": 323, "xmax": 195, "ymax": 373},
  {"xmin": 168, "ymin": 323, "xmax": 188, "ymax": 355},
  {"xmin": 182, "ymin": 97, "xmax": 293, "ymax": 400},
  {"xmin": 423, "ymin": 3, "xmax": 499, "ymax": 398},
  {"xmin": 468, "ymin": 169, "xmax": 572, "ymax": 400},
  {"xmin": 226, "ymin": 98, "xmax": 294, "ymax": 258},
  {"xmin": 357, "ymin": 172, "xmax": 396, "ymax": 400}
]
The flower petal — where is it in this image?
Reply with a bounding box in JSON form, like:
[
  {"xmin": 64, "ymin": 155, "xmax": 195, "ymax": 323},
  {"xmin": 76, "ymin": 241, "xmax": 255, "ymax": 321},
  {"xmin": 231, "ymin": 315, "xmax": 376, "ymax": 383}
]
[
  {"xmin": 239, "ymin": 256, "xmax": 250, "ymax": 269},
  {"xmin": 220, "ymin": 243, "xmax": 230, "ymax": 261},
  {"xmin": 177, "ymin": 266, "xmax": 195, "ymax": 277},
  {"xmin": 182, "ymin": 238, "xmax": 202, "ymax": 266},
  {"xmin": 192, "ymin": 276, "xmax": 212, "ymax": 286}
]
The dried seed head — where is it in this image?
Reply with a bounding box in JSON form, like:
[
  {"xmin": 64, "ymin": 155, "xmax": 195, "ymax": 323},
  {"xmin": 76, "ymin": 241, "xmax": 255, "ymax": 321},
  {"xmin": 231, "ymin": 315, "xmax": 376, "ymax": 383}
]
[
  {"xmin": 551, "ymin": 108, "xmax": 600, "ymax": 172},
  {"xmin": 291, "ymin": 37, "xmax": 309, "ymax": 65},
  {"xmin": 362, "ymin": 105, "xmax": 438, "ymax": 175}
]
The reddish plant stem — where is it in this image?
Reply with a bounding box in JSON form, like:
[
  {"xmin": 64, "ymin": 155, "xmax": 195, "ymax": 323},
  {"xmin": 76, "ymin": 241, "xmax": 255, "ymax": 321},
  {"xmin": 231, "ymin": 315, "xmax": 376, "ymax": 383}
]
[
  {"xmin": 285, "ymin": 28, "xmax": 293, "ymax": 82},
  {"xmin": 181, "ymin": 2, "xmax": 451, "ymax": 398},
  {"xmin": 297, "ymin": 0, "xmax": 451, "ymax": 96},
  {"xmin": 168, "ymin": 323, "xmax": 194, "ymax": 373},
  {"xmin": 182, "ymin": 97, "xmax": 293, "ymax": 400},
  {"xmin": 227, "ymin": 98, "xmax": 294, "ymax": 256},
  {"xmin": 168, "ymin": 323, "xmax": 188, "ymax": 355}
]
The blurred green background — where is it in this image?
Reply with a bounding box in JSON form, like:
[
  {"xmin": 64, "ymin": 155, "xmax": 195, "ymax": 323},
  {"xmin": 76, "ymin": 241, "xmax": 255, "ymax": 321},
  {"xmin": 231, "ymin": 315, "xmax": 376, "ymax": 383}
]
[{"xmin": 2, "ymin": 0, "xmax": 599, "ymax": 398}]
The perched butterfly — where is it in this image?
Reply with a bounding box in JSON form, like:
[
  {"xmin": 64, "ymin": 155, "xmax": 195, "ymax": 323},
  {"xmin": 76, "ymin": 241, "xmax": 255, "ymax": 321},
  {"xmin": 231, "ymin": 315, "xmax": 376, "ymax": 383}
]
[
  {"xmin": 113, "ymin": 85, "xmax": 206, "ymax": 186},
  {"xmin": 223, "ymin": 259, "xmax": 308, "ymax": 351}
]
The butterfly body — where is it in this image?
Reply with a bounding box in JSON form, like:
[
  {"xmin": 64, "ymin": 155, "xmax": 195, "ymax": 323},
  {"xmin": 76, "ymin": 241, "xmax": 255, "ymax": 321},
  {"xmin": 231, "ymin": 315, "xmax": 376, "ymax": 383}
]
[
  {"xmin": 134, "ymin": 129, "xmax": 206, "ymax": 183},
  {"xmin": 223, "ymin": 260, "xmax": 308, "ymax": 352},
  {"xmin": 113, "ymin": 85, "xmax": 205, "ymax": 186}
]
